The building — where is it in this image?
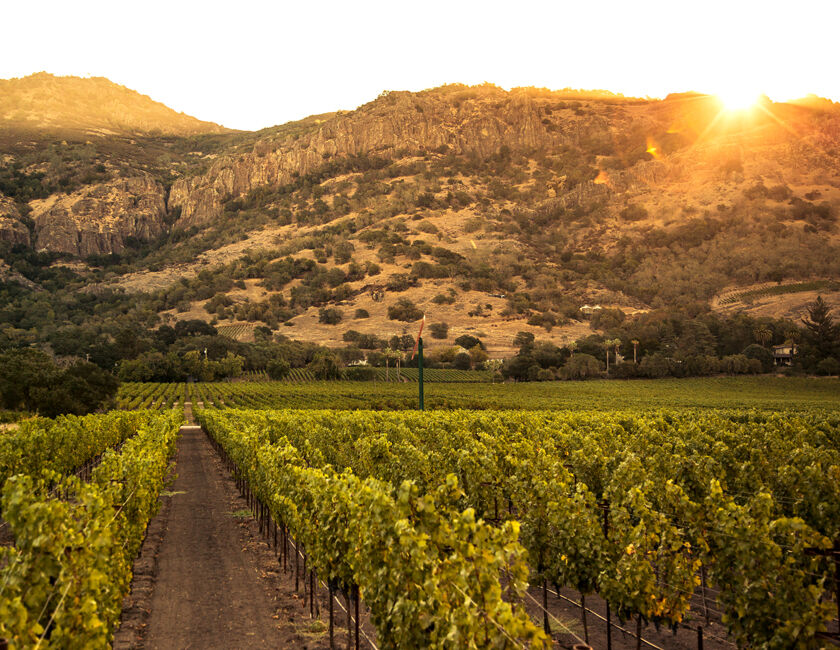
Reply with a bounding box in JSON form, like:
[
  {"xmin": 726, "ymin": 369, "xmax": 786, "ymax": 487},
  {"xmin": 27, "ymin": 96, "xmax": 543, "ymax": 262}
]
[{"xmin": 773, "ymin": 341, "xmax": 797, "ymax": 366}]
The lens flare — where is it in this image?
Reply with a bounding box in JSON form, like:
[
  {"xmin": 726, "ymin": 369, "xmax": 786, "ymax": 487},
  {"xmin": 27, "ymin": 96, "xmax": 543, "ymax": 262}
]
[{"xmin": 717, "ymin": 89, "xmax": 761, "ymax": 111}]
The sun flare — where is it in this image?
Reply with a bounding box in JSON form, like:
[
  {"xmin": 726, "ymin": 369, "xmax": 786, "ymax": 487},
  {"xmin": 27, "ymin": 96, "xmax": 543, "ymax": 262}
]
[{"xmin": 716, "ymin": 88, "xmax": 761, "ymax": 111}]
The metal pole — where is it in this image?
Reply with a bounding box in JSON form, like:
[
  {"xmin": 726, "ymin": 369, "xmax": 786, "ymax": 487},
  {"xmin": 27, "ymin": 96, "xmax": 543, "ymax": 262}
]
[{"xmin": 418, "ymin": 336, "xmax": 424, "ymax": 411}]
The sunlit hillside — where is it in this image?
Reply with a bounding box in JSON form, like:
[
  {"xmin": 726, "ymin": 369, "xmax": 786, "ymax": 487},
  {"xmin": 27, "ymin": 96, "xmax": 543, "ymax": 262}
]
[{"xmin": 0, "ymin": 77, "xmax": 838, "ymax": 356}]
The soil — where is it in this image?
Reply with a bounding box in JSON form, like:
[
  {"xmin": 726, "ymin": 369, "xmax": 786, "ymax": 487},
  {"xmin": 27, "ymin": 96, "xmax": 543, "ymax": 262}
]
[{"xmin": 114, "ymin": 407, "xmax": 338, "ymax": 650}]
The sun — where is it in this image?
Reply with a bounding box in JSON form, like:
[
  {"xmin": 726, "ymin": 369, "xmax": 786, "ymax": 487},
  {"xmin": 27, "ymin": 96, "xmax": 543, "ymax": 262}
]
[{"xmin": 716, "ymin": 88, "xmax": 761, "ymax": 112}]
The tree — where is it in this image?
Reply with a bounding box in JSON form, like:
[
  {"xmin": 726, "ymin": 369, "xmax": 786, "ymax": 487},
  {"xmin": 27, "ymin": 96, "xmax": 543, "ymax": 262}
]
[
  {"xmin": 267, "ymin": 358, "xmax": 291, "ymax": 380},
  {"xmin": 742, "ymin": 344, "xmax": 774, "ymax": 373},
  {"xmin": 468, "ymin": 345, "xmax": 488, "ymax": 365},
  {"xmin": 801, "ymin": 296, "xmax": 838, "ymax": 359},
  {"xmin": 455, "ymin": 334, "xmax": 484, "ymax": 350},
  {"xmin": 513, "ymin": 331, "xmax": 535, "ymax": 349},
  {"xmin": 753, "ymin": 326, "xmax": 772, "ymax": 347},
  {"xmin": 631, "ymin": 339, "xmax": 639, "ymax": 364},
  {"xmin": 561, "ymin": 354, "xmax": 602, "ymax": 380},
  {"xmin": 309, "ymin": 350, "xmax": 342, "ymax": 380},
  {"xmin": 0, "ymin": 349, "xmax": 118, "ymax": 416}
]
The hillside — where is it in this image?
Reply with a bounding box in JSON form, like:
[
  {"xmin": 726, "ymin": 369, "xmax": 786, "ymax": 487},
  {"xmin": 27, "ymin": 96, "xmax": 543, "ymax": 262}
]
[
  {"xmin": 0, "ymin": 79, "xmax": 839, "ymax": 361},
  {"xmin": 0, "ymin": 72, "xmax": 228, "ymax": 136}
]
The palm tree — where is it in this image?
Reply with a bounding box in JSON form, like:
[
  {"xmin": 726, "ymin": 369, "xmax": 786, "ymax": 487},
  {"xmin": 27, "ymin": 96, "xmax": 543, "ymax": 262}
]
[
  {"xmin": 613, "ymin": 339, "xmax": 622, "ymax": 363},
  {"xmin": 753, "ymin": 326, "xmax": 772, "ymax": 347},
  {"xmin": 567, "ymin": 341, "xmax": 577, "ymax": 357},
  {"xmin": 631, "ymin": 339, "xmax": 640, "ymax": 364},
  {"xmin": 604, "ymin": 339, "xmax": 614, "ymax": 373}
]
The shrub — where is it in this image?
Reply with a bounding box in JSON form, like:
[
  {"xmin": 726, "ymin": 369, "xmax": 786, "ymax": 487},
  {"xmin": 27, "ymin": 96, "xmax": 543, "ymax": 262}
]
[
  {"xmin": 816, "ymin": 357, "xmax": 840, "ymax": 376},
  {"xmin": 345, "ymin": 366, "xmax": 377, "ymax": 381},
  {"xmin": 387, "ymin": 298, "xmax": 423, "ymax": 322},
  {"xmin": 386, "ymin": 273, "xmax": 416, "ymax": 291},
  {"xmin": 432, "ymin": 292, "xmax": 456, "ymax": 305},
  {"xmin": 343, "ymin": 330, "xmax": 362, "ymax": 343},
  {"xmin": 453, "ymin": 352, "xmax": 472, "ymax": 370},
  {"xmin": 354, "ymin": 308, "xmax": 370, "ymax": 319},
  {"xmin": 429, "ymin": 322, "xmax": 449, "ymax": 339},
  {"xmin": 620, "ymin": 204, "xmax": 649, "ymax": 222},
  {"xmin": 318, "ymin": 307, "xmax": 343, "ymax": 325}
]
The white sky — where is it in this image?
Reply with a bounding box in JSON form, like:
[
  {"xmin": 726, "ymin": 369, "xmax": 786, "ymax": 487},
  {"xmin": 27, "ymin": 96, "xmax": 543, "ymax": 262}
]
[{"xmin": 2, "ymin": 0, "xmax": 838, "ymax": 131}]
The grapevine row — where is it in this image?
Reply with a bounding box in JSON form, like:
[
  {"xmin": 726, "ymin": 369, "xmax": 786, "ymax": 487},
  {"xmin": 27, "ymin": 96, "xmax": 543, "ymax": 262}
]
[
  {"xmin": 198, "ymin": 408, "xmax": 550, "ymax": 649},
  {"xmin": 0, "ymin": 410, "xmax": 182, "ymax": 647},
  {"xmin": 206, "ymin": 408, "xmax": 839, "ymax": 647}
]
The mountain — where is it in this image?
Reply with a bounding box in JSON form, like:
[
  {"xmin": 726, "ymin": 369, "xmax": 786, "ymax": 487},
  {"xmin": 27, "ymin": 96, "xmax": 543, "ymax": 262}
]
[
  {"xmin": 0, "ymin": 72, "xmax": 228, "ymax": 136},
  {"xmin": 0, "ymin": 78, "xmax": 838, "ymax": 357}
]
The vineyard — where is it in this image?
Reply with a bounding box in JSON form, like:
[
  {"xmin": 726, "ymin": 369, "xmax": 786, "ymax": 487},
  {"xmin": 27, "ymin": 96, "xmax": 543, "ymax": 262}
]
[
  {"xmin": 718, "ymin": 280, "xmax": 840, "ymax": 305},
  {"xmin": 9, "ymin": 378, "xmax": 839, "ymax": 648},
  {"xmin": 116, "ymin": 377, "xmax": 840, "ymax": 412},
  {"xmin": 199, "ymin": 407, "xmax": 840, "ymax": 649},
  {"xmin": 0, "ymin": 410, "xmax": 182, "ymax": 646}
]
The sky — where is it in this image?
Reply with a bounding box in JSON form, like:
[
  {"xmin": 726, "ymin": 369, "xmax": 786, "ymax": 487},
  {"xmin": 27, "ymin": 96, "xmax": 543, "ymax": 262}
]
[{"xmin": 2, "ymin": 0, "xmax": 838, "ymax": 131}]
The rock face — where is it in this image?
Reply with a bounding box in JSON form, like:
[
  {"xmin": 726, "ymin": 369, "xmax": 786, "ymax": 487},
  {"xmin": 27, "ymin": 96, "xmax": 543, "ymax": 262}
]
[
  {"xmin": 169, "ymin": 88, "xmax": 617, "ymax": 226},
  {"xmin": 0, "ymin": 195, "xmax": 30, "ymax": 246},
  {"xmin": 30, "ymin": 175, "xmax": 167, "ymax": 256}
]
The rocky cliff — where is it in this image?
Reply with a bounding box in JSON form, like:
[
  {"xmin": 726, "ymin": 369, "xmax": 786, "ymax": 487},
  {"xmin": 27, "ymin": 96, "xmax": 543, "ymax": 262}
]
[
  {"xmin": 169, "ymin": 87, "xmax": 632, "ymax": 226},
  {"xmin": 30, "ymin": 175, "xmax": 167, "ymax": 256},
  {"xmin": 0, "ymin": 195, "xmax": 30, "ymax": 246}
]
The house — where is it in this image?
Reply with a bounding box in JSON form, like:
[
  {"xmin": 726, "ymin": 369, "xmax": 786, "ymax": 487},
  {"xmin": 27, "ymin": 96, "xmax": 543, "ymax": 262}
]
[{"xmin": 773, "ymin": 341, "xmax": 797, "ymax": 366}]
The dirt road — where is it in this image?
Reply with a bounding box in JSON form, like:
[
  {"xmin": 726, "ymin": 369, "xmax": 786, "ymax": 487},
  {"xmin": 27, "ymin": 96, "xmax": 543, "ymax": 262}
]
[{"xmin": 116, "ymin": 411, "xmax": 330, "ymax": 650}]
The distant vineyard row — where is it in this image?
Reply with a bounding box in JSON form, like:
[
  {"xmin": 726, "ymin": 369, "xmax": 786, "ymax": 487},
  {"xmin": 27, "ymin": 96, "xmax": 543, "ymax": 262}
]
[
  {"xmin": 719, "ymin": 279, "xmax": 839, "ymax": 304},
  {"xmin": 116, "ymin": 377, "xmax": 840, "ymax": 412}
]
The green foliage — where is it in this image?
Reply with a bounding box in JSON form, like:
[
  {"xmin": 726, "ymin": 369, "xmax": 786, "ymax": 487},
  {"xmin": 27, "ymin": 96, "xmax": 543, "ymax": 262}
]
[
  {"xmin": 560, "ymin": 353, "xmax": 602, "ymax": 379},
  {"xmin": 266, "ymin": 358, "xmax": 291, "ymax": 380},
  {"xmin": 0, "ymin": 410, "xmax": 181, "ymax": 645},
  {"xmin": 198, "ymin": 409, "xmax": 549, "ymax": 649},
  {"xmin": 0, "ymin": 349, "xmax": 118, "ymax": 416},
  {"xmin": 308, "ymin": 350, "xmax": 343, "ymax": 380},
  {"xmin": 198, "ymin": 406, "xmax": 840, "ymax": 645}
]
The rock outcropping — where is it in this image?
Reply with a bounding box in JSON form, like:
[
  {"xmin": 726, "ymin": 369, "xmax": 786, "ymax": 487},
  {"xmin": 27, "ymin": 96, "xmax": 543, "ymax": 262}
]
[
  {"xmin": 0, "ymin": 195, "xmax": 30, "ymax": 246},
  {"xmin": 30, "ymin": 175, "xmax": 167, "ymax": 256},
  {"xmin": 169, "ymin": 88, "xmax": 618, "ymax": 226}
]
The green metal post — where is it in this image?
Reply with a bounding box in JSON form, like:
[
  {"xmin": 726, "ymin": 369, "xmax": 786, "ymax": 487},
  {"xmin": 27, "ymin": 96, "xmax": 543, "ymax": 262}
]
[{"xmin": 418, "ymin": 337, "xmax": 424, "ymax": 411}]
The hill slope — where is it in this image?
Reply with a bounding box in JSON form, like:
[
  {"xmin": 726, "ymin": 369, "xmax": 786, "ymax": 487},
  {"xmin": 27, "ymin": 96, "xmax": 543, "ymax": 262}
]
[
  {"xmin": 0, "ymin": 72, "xmax": 228, "ymax": 136},
  {"xmin": 0, "ymin": 79, "xmax": 838, "ymax": 357}
]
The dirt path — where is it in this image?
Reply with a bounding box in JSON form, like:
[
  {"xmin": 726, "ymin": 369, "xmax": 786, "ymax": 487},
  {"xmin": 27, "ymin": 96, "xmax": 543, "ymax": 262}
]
[{"xmin": 117, "ymin": 409, "xmax": 330, "ymax": 650}]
